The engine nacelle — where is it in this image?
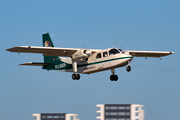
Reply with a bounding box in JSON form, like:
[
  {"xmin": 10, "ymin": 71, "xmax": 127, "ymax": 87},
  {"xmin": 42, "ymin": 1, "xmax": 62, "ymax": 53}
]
[
  {"xmin": 72, "ymin": 49, "xmax": 92, "ymax": 61},
  {"xmin": 83, "ymin": 50, "xmax": 92, "ymax": 56}
]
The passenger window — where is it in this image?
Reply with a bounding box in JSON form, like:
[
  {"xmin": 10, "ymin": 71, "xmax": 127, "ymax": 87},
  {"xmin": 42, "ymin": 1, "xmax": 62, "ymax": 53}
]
[
  {"xmin": 96, "ymin": 53, "xmax": 102, "ymax": 59},
  {"xmin": 103, "ymin": 51, "xmax": 108, "ymax": 57},
  {"xmin": 109, "ymin": 49, "xmax": 120, "ymax": 56}
]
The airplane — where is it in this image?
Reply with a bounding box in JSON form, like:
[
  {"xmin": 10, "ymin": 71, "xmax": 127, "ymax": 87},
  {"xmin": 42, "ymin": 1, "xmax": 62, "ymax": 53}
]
[{"xmin": 6, "ymin": 32, "xmax": 174, "ymax": 81}]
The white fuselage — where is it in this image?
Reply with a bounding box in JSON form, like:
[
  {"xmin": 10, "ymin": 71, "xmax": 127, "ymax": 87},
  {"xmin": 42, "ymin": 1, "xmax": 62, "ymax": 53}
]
[{"xmin": 59, "ymin": 48, "xmax": 133, "ymax": 74}]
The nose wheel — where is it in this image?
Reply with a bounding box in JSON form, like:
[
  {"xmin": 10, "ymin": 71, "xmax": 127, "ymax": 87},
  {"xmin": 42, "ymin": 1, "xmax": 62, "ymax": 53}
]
[
  {"xmin": 72, "ymin": 73, "xmax": 80, "ymax": 80},
  {"xmin": 126, "ymin": 65, "xmax": 131, "ymax": 72},
  {"xmin": 110, "ymin": 69, "xmax": 118, "ymax": 81}
]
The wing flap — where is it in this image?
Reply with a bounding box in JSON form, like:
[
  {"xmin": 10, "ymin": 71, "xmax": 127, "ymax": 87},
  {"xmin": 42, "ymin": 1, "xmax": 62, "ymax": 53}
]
[
  {"xmin": 124, "ymin": 51, "xmax": 174, "ymax": 57},
  {"xmin": 19, "ymin": 62, "xmax": 50, "ymax": 66}
]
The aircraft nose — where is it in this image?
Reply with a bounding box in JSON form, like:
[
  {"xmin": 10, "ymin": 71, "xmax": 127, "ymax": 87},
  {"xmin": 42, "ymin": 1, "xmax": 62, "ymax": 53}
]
[{"xmin": 126, "ymin": 54, "xmax": 133, "ymax": 61}]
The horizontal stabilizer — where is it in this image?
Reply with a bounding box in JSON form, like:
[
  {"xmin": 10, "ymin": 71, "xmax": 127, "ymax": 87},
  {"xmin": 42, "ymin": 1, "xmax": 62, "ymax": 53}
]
[{"xmin": 19, "ymin": 62, "xmax": 50, "ymax": 66}]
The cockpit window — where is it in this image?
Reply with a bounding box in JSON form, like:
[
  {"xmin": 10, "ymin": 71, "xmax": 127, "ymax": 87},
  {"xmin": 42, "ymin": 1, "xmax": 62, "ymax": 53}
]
[
  {"xmin": 118, "ymin": 49, "xmax": 124, "ymax": 53},
  {"xmin": 109, "ymin": 49, "xmax": 120, "ymax": 56}
]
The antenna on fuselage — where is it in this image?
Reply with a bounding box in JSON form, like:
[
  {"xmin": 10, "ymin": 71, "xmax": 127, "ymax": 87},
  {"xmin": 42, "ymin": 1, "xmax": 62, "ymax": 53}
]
[{"xmin": 111, "ymin": 43, "xmax": 114, "ymax": 48}]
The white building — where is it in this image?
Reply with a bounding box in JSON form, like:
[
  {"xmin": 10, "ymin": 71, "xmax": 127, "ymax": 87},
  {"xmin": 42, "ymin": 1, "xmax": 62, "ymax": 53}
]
[
  {"xmin": 96, "ymin": 104, "xmax": 145, "ymax": 120},
  {"xmin": 33, "ymin": 113, "xmax": 79, "ymax": 120}
]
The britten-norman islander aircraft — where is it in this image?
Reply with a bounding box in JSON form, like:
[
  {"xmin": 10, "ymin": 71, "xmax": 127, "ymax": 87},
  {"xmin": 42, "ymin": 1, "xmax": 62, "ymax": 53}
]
[{"xmin": 6, "ymin": 32, "xmax": 174, "ymax": 81}]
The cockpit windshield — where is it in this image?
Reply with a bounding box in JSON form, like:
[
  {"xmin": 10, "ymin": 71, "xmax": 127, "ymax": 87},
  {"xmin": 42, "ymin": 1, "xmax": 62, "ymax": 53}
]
[
  {"xmin": 118, "ymin": 49, "xmax": 124, "ymax": 53},
  {"xmin": 109, "ymin": 49, "xmax": 120, "ymax": 56}
]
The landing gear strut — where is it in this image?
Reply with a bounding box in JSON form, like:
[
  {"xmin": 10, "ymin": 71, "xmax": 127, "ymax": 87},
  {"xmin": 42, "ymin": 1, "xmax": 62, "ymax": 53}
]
[
  {"xmin": 126, "ymin": 61, "xmax": 131, "ymax": 72},
  {"xmin": 110, "ymin": 69, "xmax": 118, "ymax": 81},
  {"xmin": 72, "ymin": 73, "xmax": 80, "ymax": 80},
  {"xmin": 72, "ymin": 60, "xmax": 80, "ymax": 80}
]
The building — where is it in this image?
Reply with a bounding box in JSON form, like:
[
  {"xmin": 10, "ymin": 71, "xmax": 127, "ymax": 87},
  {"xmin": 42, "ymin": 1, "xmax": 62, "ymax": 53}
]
[
  {"xmin": 33, "ymin": 113, "xmax": 79, "ymax": 120},
  {"xmin": 96, "ymin": 104, "xmax": 145, "ymax": 120}
]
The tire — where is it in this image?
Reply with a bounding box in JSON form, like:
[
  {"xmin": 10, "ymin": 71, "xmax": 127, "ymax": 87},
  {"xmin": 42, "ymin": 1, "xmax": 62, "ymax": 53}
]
[
  {"xmin": 110, "ymin": 75, "xmax": 114, "ymax": 81},
  {"xmin": 76, "ymin": 74, "xmax": 80, "ymax": 80},
  {"xmin": 126, "ymin": 66, "xmax": 131, "ymax": 72},
  {"xmin": 72, "ymin": 74, "xmax": 76, "ymax": 80},
  {"xmin": 114, "ymin": 75, "xmax": 118, "ymax": 81}
]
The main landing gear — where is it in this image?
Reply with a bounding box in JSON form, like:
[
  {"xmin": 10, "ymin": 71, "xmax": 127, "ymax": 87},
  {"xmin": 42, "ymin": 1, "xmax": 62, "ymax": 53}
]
[
  {"xmin": 110, "ymin": 61, "xmax": 131, "ymax": 81},
  {"xmin": 72, "ymin": 61, "xmax": 81, "ymax": 80},
  {"xmin": 110, "ymin": 74, "xmax": 118, "ymax": 81},
  {"xmin": 72, "ymin": 73, "xmax": 80, "ymax": 80},
  {"xmin": 110, "ymin": 69, "xmax": 118, "ymax": 81}
]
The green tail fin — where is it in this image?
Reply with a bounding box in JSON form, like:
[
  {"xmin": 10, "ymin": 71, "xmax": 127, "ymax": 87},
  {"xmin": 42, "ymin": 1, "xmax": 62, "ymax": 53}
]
[
  {"xmin": 42, "ymin": 33, "xmax": 54, "ymax": 47},
  {"xmin": 42, "ymin": 32, "xmax": 58, "ymax": 64}
]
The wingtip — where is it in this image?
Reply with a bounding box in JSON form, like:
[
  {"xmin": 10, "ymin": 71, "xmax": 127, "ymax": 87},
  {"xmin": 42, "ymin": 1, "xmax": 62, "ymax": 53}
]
[
  {"xmin": 170, "ymin": 51, "xmax": 175, "ymax": 54},
  {"xmin": 6, "ymin": 48, "xmax": 10, "ymax": 51},
  {"xmin": 6, "ymin": 47, "xmax": 15, "ymax": 52}
]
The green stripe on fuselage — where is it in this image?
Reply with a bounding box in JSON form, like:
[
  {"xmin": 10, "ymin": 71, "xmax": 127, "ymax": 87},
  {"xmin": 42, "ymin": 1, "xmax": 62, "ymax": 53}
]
[
  {"xmin": 79, "ymin": 56, "xmax": 133, "ymax": 67},
  {"xmin": 44, "ymin": 56, "xmax": 133, "ymax": 70}
]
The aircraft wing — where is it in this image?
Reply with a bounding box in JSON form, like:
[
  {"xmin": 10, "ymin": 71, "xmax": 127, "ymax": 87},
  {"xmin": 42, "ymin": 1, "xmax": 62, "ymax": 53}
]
[
  {"xmin": 124, "ymin": 50, "xmax": 174, "ymax": 57},
  {"xmin": 6, "ymin": 46, "xmax": 80, "ymax": 57}
]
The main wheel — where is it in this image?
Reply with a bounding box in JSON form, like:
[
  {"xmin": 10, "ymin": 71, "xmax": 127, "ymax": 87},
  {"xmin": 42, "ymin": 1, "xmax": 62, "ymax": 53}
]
[
  {"xmin": 72, "ymin": 73, "xmax": 80, "ymax": 80},
  {"xmin": 110, "ymin": 75, "xmax": 118, "ymax": 81},
  {"xmin": 114, "ymin": 75, "xmax": 118, "ymax": 81},
  {"xmin": 110, "ymin": 75, "xmax": 114, "ymax": 81},
  {"xmin": 72, "ymin": 74, "xmax": 76, "ymax": 80},
  {"xmin": 126, "ymin": 66, "xmax": 131, "ymax": 72},
  {"xmin": 76, "ymin": 74, "xmax": 80, "ymax": 80}
]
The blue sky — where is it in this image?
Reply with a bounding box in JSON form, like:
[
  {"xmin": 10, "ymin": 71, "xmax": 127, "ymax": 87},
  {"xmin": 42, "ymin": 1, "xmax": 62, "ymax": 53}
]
[{"xmin": 1, "ymin": 0, "xmax": 180, "ymax": 120}]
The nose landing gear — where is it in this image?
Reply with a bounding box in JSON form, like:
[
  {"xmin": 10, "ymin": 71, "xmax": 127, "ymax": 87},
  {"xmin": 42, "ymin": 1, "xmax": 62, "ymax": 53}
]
[{"xmin": 126, "ymin": 61, "xmax": 131, "ymax": 72}]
